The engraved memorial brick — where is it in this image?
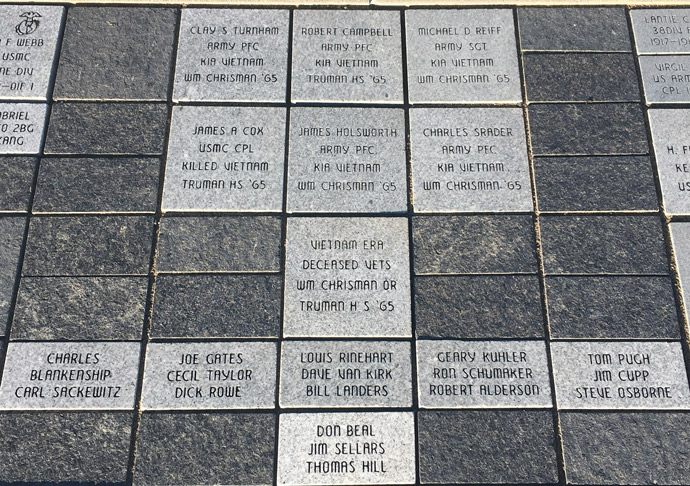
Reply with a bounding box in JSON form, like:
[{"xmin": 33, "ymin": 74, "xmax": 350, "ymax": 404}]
[
  {"xmin": 0, "ymin": 103, "xmax": 46, "ymax": 154},
  {"xmin": 283, "ymin": 217, "xmax": 411, "ymax": 338},
  {"xmin": 649, "ymin": 109, "xmax": 690, "ymax": 215},
  {"xmin": 410, "ymin": 108, "xmax": 531, "ymax": 212},
  {"xmin": 405, "ymin": 10, "xmax": 521, "ymax": 103},
  {"xmin": 141, "ymin": 342, "xmax": 277, "ymax": 410},
  {"xmin": 417, "ymin": 340, "xmax": 552, "ymax": 408},
  {"xmin": 277, "ymin": 412, "xmax": 416, "ymax": 485},
  {"xmin": 291, "ymin": 10, "xmax": 403, "ymax": 103},
  {"xmin": 640, "ymin": 56, "xmax": 690, "ymax": 103},
  {"xmin": 631, "ymin": 9, "xmax": 690, "ymax": 54},
  {"xmin": 0, "ymin": 342, "xmax": 141, "ymax": 410},
  {"xmin": 0, "ymin": 6, "xmax": 64, "ymax": 100},
  {"xmin": 174, "ymin": 9, "xmax": 289, "ymax": 102},
  {"xmin": 279, "ymin": 341, "xmax": 412, "ymax": 408},
  {"xmin": 551, "ymin": 341, "xmax": 690, "ymax": 410},
  {"xmin": 287, "ymin": 108, "xmax": 406, "ymax": 213},
  {"xmin": 162, "ymin": 106, "xmax": 286, "ymax": 212}
]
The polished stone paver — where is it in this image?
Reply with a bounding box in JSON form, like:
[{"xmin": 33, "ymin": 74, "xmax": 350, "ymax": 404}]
[{"xmin": 1, "ymin": 6, "xmax": 690, "ymax": 486}]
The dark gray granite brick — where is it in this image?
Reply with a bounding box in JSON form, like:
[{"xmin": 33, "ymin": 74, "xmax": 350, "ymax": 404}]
[
  {"xmin": 419, "ymin": 410, "xmax": 558, "ymax": 484},
  {"xmin": 33, "ymin": 157, "xmax": 160, "ymax": 213},
  {"xmin": 561, "ymin": 412, "xmax": 690, "ymax": 485},
  {"xmin": 12, "ymin": 276, "xmax": 148, "ymax": 340},
  {"xmin": 524, "ymin": 53, "xmax": 640, "ymax": 102},
  {"xmin": 540, "ymin": 215, "xmax": 669, "ymax": 275},
  {"xmin": 44, "ymin": 102, "xmax": 168, "ymax": 155},
  {"xmin": 54, "ymin": 7, "xmax": 176, "ymax": 100},
  {"xmin": 0, "ymin": 217, "xmax": 25, "ymax": 335},
  {"xmin": 415, "ymin": 275, "xmax": 544, "ymax": 338},
  {"xmin": 518, "ymin": 8, "xmax": 631, "ymax": 51},
  {"xmin": 0, "ymin": 157, "xmax": 36, "ymax": 212},
  {"xmin": 157, "ymin": 216, "xmax": 281, "ymax": 272},
  {"xmin": 134, "ymin": 412, "xmax": 275, "ymax": 486},
  {"xmin": 535, "ymin": 156, "xmax": 658, "ymax": 212},
  {"xmin": 547, "ymin": 276, "xmax": 679, "ymax": 339},
  {"xmin": 0, "ymin": 412, "xmax": 133, "ymax": 483},
  {"xmin": 413, "ymin": 215, "xmax": 537, "ymax": 274},
  {"xmin": 151, "ymin": 274, "xmax": 281, "ymax": 338},
  {"xmin": 23, "ymin": 216, "xmax": 154, "ymax": 276},
  {"xmin": 529, "ymin": 104, "xmax": 649, "ymax": 155}
]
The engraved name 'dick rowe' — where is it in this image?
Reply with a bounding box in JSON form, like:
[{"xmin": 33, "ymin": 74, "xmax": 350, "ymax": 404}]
[{"xmin": 140, "ymin": 342, "xmax": 276, "ymax": 410}]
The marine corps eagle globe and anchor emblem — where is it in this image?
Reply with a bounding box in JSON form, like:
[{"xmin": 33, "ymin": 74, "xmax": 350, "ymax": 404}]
[{"xmin": 15, "ymin": 12, "xmax": 41, "ymax": 36}]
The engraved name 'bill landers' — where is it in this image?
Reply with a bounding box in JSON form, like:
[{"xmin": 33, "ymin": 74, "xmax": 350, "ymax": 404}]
[{"xmin": 280, "ymin": 341, "xmax": 412, "ymax": 408}]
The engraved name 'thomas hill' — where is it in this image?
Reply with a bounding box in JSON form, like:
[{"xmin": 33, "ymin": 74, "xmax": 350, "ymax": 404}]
[
  {"xmin": 405, "ymin": 9, "xmax": 521, "ymax": 103},
  {"xmin": 0, "ymin": 342, "xmax": 140, "ymax": 410},
  {"xmin": 287, "ymin": 108, "xmax": 407, "ymax": 213},
  {"xmin": 283, "ymin": 218, "xmax": 411, "ymax": 338},
  {"xmin": 173, "ymin": 9, "xmax": 289, "ymax": 102},
  {"xmin": 162, "ymin": 105, "xmax": 286, "ymax": 212},
  {"xmin": 551, "ymin": 341, "xmax": 690, "ymax": 410},
  {"xmin": 277, "ymin": 412, "xmax": 416, "ymax": 485},
  {"xmin": 0, "ymin": 6, "xmax": 64, "ymax": 100},
  {"xmin": 291, "ymin": 10, "xmax": 403, "ymax": 103},
  {"xmin": 410, "ymin": 107, "xmax": 532, "ymax": 212},
  {"xmin": 280, "ymin": 341, "xmax": 412, "ymax": 408}
]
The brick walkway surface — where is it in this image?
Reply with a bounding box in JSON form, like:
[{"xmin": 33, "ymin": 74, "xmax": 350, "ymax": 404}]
[{"xmin": 2, "ymin": 5, "xmax": 690, "ymax": 486}]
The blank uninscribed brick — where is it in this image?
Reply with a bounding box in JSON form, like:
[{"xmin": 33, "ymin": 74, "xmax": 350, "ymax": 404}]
[
  {"xmin": 418, "ymin": 410, "xmax": 558, "ymax": 484},
  {"xmin": 134, "ymin": 413, "xmax": 275, "ymax": 486}
]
